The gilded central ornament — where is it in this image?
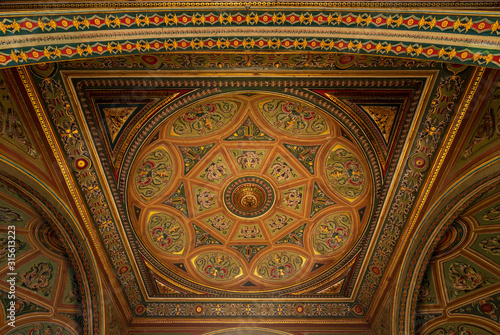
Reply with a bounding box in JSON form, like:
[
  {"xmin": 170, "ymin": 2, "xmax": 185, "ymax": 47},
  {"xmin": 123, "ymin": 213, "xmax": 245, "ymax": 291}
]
[{"xmin": 224, "ymin": 176, "xmax": 275, "ymax": 218}]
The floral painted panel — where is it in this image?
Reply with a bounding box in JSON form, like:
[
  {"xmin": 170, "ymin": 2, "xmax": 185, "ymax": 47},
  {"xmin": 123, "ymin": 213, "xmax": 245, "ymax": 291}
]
[
  {"xmin": 312, "ymin": 212, "xmax": 351, "ymax": 255},
  {"xmin": 197, "ymin": 153, "xmax": 231, "ymax": 185},
  {"xmin": 202, "ymin": 213, "xmax": 233, "ymax": 237},
  {"xmin": 257, "ymin": 99, "xmax": 330, "ymax": 136},
  {"xmin": 0, "ymin": 200, "xmax": 30, "ymax": 227},
  {"xmin": 134, "ymin": 148, "xmax": 174, "ymax": 202},
  {"xmin": 235, "ymin": 224, "xmax": 264, "ymax": 240},
  {"xmin": 194, "ymin": 187, "xmax": 218, "ymax": 214},
  {"xmin": 147, "ymin": 212, "xmax": 187, "ymax": 255},
  {"xmin": 6, "ymin": 256, "xmax": 58, "ymax": 301},
  {"xmin": 0, "ymin": 233, "xmax": 30, "ymax": 266},
  {"xmin": 267, "ymin": 155, "xmax": 301, "ymax": 184},
  {"xmin": 254, "ymin": 250, "xmax": 306, "ymax": 282},
  {"xmin": 192, "ymin": 252, "xmax": 243, "ymax": 282},
  {"xmin": 170, "ymin": 99, "xmax": 240, "ymax": 137},
  {"xmin": 451, "ymin": 293, "xmax": 500, "ymax": 323},
  {"xmin": 470, "ymin": 232, "xmax": 500, "ymax": 265},
  {"xmin": 280, "ymin": 186, "xmax": 304, "ymax": 214},
  {"xmin": 474, "ymin": 201, "xmax": 500, "ymax": 226},
  {"xmin": 229, "ymin": 149, "xmax": 268, "ymax": 171},
  {"xmin": 325, "ymin": 144, "xmax": 366, "ymax": 202},
  {"xmin": 265, "ymin": 213, "xmax": 296, "ymax": 237},
  {"xmin": 443, "ymin": 256, "xmax": 498, "ymax": 301}
]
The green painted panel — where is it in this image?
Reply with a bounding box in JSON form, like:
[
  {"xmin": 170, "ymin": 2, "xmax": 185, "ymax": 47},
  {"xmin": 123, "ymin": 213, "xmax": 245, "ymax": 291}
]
[
  {"xmin": 4, "ymin": 255, "xmax": 58, "ymax": 301},
  {"xmin": 471, "ymin": 232, "xmax": 500, "ymax": 265},
  {"xmin": 442, "ymin": 255, "xmax": 498, "ymax": 302}
]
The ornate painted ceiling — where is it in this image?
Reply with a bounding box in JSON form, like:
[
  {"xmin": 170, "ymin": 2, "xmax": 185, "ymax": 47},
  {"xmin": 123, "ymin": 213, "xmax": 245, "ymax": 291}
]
[{"xmin": 0, "ymin": 1, "xmax": 499, "ymax": 335}]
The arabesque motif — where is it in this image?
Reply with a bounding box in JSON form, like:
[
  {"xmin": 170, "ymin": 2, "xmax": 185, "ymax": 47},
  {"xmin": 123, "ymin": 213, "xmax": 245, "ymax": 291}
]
[
  {"xmin": 448, "ymin": 262, "xmax": 485, "ymax": 296},
  {"xmin": 265, "ymin": 213, "xmax": 295, "ymax": 236},
  {"xmin": 192, "ymin": 223, "xmax": 223, "ymax": 248},
  {"xmin": 204, "ymin": 214, "xmax": 233, "ymax": 236},
  {"xmin": 268, "ymin": 155, "xmax": 300, "ymax": 183},
  {"xmin": 20, "ymin": 261, "xmax": 54, "ymax": 296},
  {"xmin": 482, "ymin": 204, "xmax": 500, "ymax": 221},
  {"xmin": 479, "ymin": 235, "xmax": 500, "ymax": 254},
  {"xmin": 230, "ymin": 245, "xmax": 268, "ymax": 263},
  {"xmin": 310, "ymin": 182, "xmax": 336, "ymax": 218},
  {"xmin": 195, "ymin": 188, "xmax": 217, "ymax": 212},
  {"xmin": 254, "ymin": 251, "xmax": 306, "ymax": 281},
  {"xmin": 0, "ymin": 206, "xmax": 22, "ymax": 223},
  {"xmin": 193, "ymin": 252, "xmax": 243, "ymax": 282},
  {"xmin": 162, "ymin": 182, "xmax": 189, "ymax": 218},
  {"xmin": 276, "ymin": 223, "xmax": 306, "ymax": 247},
  {"xmin": 148, "ymin": 213, "xmax": 187, "ymax": 255},
  {"xmin": 135, "ymin": 148, "xmax": 174, "ymax": 201},
  {"xmin": 313, "ymin": 213, "xmax": 351, "ymax": 255},
  {"xmin": 232, "ymin": 150, "xmax": 266, "ymax": 170},
  {"xmin": 282, "ymin": 187, "xmax": 303, "ymax": 212},
  {"xmin": 198, "ymin": 155, "xmax": 230, "ymax": 184},
  {"xmin": 224, "ymin": 117, "xmax": 274, "ymax": 141},
  {"xmin": 171, "ymin": 100, "xmax": 239, "ymax": 137},
  {"xmin": 236, "ymin": 224, "xmax": 263, "ymax": 239},
  {"xmin": 325, "ymin": 144, "xmax": 365, "ymax": 201},
  {"xmin": 178, "ymin": 143, "xmax": 215, "ymax": 175},
  {"xmin": 283, "ymin": 143, "xmax": 320, "ymax": 174},
  {"xmin": 0, "ymin": 237, "xmax": 26, "ymax": 261},
  {"xmin": 258, "ymin": 99, "xmax": 329, "ymax": 136}
]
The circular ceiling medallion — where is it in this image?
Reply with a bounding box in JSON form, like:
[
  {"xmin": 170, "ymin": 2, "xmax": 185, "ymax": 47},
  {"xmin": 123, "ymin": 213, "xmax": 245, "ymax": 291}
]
[
  {"xmin": 224, "ymin": 176, "xmax": 275, "ymax": 218},
  {"xmin": 129, "ymin": 92, "xmax": 373, "ymax": 293}
]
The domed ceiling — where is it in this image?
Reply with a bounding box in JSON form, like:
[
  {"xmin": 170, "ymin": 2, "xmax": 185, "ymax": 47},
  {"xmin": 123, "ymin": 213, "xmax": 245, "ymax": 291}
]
[
  {"xmin": 2, "ymin": 3, "xmax": 499, "ymax": 328},
  {"xmin": 128, "ymin": 92, "xmax": 372, "ymax": 292},
  {"xmin": 1, "ymin": 0, "xmax": 500, "ymax": 333},
  {"xmin": 15, "ymin": 50, "xmax": 485, "ymax": 331}
]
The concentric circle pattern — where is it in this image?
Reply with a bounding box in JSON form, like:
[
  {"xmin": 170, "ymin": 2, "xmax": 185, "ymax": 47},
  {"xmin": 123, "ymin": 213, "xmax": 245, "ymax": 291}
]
[
  {"xmin": 128, "ymin": 93, "xmax": 372, "ymax": 292},
  {"xmin": 224, "ymin": 176, "xmax": 275, "ymax": 218}
]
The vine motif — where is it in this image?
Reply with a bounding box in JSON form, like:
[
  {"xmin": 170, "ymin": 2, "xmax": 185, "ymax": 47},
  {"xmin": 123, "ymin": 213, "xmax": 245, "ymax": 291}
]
[
  {"xmin": 255, "ymin": 251, "xmax": 305, "ymax": 281},
  {"xmin": 235, "ymin": 150, "xmax": 263, "ymax": 169},
  {"xmin": 482, "ymin": 204, "xmax": 500, "ymax": 221},
  {"xmin": 135, "ymin": 149, "xmax": 174, "ymax": 201},
  {"xmin": 479, "ymin": 235, "xmax": 500, "ymax": 254},
  {"xmin": 20, "ymin": 262, "xmax": 54, "ymax": 296},
  {"xmin": 193, "ymin": 252, "xmax": 242, "ymax": 282},
  {"xmin": 258, "ymin": 99, "xmax": 329, "ymax": 136},
  {"xmin": 172, "ymin": 100, "xmax": 239, "ymax": 137},
  {"xmin": 312, "ymin": 213, "xmax": 351, "ymax": 255},
  {"xmin": 282, "ymin": 188, "xmax": 303, "ymax": 210},
  {"xmin": 0, "ymin": 237, "xmax": 26, "ymax": 261},
  {"xmin": 196, "ymin": 188, "xmax": 216, "ymax": 211},
  {"xmin": 266, "ymin": 213, "xmax": 293, "ymax": 235},
  {"xmin": 325, "ymin": 145, "xmax": 365, "ymax": 201},
  {"xmin": 237, "ymin": 225, "xmax": 263, "ymax": 239},
  {"xmin": 448, "ymin": 261, "xmax": 487, "ymax": 297},
  {"xmin": 269, "ymin": 156, "xmax": 298, "ymax": 183},
  {"xmin": 0, "ymin": 206, "xmax": 22, "ymax": 223},
  {"xmin": 359, "ymin": 75, "xmax": 463, "ymax": 308},
  {"xmin": 148, "ymin": 213, "xmax": 186, "ymax": 255},
  {"xmin": 206, "ymin": 214, "xmax": 232, "ymax": 234}
]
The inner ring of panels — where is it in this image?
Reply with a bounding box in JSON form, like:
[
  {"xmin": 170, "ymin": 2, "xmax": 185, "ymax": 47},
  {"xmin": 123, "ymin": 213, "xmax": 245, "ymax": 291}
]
[{"xmin": 128, "ymin": 92, "xmax": 372, "ymax": 292}]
